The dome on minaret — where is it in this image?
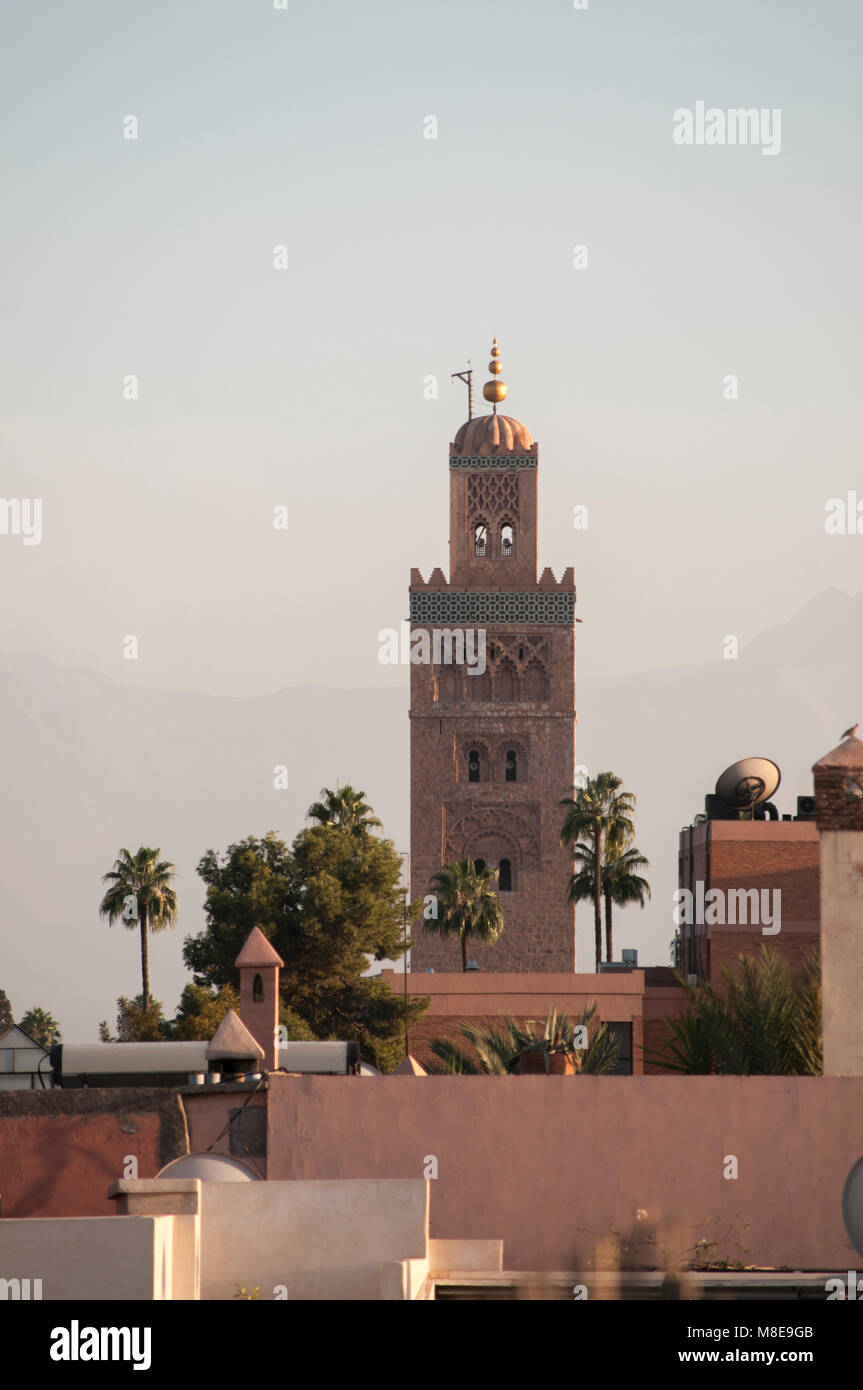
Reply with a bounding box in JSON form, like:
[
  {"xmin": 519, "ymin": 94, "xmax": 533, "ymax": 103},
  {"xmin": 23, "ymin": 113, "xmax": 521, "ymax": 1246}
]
[{"xmin": 452, "ymin": 412, "xmax": 533, "ymax": 455}]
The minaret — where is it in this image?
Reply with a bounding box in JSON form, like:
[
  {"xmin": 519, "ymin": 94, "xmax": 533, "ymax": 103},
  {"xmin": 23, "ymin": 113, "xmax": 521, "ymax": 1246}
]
[
  {"xmin": 409, "ymin": 340, "xmax": 577, "ymax": 973},
  {"xmin": 813, "ymin": 734, "xmax": 863, "ymax": 1075},
  {"xmin": 234, "ymin": 926, "xmax": 284, "ymax": 1072}
]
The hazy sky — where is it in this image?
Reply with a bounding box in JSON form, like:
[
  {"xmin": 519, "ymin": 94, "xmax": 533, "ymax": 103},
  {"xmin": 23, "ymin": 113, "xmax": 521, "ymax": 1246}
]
[{"xmin": 2, "ymin": 0, "xmax": 862, "ymax": 702}]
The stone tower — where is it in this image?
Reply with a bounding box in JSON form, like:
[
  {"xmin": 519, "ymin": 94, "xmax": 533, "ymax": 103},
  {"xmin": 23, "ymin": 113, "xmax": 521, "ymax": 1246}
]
[
  {"xmin": 409, "ymin": 341, "xmax": 577, "ymax": 973},
  {"xmin": 813, "ymin": 733, "xmax": 863, "ymax": 1076},
  {"xmin": 235, "ymin": 925, "xmax": 284, "ymax": 1072}
]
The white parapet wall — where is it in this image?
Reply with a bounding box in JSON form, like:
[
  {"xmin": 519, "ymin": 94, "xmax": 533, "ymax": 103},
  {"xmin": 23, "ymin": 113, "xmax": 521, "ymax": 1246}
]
[
  {"xmin": 0, "ymin": 1216, "xmax": 178, "ymax": 1300},
  {"xmin": 199, "ymin": 1178, "xmax": 430, "ymax": 1301},
  {"xmin": 1, "ymin": 1178, "xmax": 440, "ymax": 1301}
]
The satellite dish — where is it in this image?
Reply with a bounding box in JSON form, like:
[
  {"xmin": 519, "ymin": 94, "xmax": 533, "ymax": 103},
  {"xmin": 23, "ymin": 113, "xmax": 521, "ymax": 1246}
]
[
  {"xmin": 715, "ymin": 757, "xmax": 781, "ymax": 813},
  {"xmin": 842, "ymin": 1155, "xmax": 863, "ymax": 1258},
  {"xmin": 155, "ymin": 1153, "xmax": 259, "ymax": 1182}
]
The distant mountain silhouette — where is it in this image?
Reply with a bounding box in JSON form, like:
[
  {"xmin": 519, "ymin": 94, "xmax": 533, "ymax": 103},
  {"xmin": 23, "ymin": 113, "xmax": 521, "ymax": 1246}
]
[{"xmin": 2, "ymin": 587, "xmax": 858, "ymax": 1039}]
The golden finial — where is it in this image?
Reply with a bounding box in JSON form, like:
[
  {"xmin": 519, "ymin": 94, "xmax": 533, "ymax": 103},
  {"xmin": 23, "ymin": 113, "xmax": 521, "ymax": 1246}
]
[{"xmin": 482, "ymin": 336, "xmax": 508, "ymax": 413}]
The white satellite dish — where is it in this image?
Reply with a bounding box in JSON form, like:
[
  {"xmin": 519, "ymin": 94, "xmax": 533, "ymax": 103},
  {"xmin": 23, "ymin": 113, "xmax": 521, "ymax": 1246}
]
[
  {"xmin": 155, "ymin": 1153, "xmax": 259, "ymax": 1182},
  {"xmin": 715, "ymin": 757, "xmax": 781, "ymax": 812}
]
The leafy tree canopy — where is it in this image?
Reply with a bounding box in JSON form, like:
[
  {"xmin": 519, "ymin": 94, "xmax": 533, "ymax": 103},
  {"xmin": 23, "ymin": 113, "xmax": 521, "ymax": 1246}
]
[
  {"xmin": 0, "ymin": 989, "xmax": 13, "ymax": 1036},
  {"xmin": 183, "ymin": 801, "xmax": 429, "ymax": 1071},
  {"xmin": 18, "ymin": 1007, "xmax": 61, "ymax": 1047},
  {"xmin": 99, "ymin": 995, "xmax": 167, "ymax": 1042}
]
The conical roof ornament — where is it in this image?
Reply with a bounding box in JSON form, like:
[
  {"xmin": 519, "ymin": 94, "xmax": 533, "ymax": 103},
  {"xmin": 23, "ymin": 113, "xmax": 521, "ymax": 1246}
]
[{"xmin": 482, "ymin": 337, "xmax": 508, "ymax": 414}]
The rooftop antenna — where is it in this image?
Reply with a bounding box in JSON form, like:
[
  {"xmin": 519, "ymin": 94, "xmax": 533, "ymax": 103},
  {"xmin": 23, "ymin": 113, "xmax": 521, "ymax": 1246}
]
[{"xmin": 451, "ymin": 361, "xmax": 473, "ymax": 419}]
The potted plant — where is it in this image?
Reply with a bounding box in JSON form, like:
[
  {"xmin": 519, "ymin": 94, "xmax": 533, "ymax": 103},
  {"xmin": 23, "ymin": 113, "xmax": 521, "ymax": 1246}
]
[{"xmin": 508, "ymin": 1010, "xmax": 577, "ymax": 1076}]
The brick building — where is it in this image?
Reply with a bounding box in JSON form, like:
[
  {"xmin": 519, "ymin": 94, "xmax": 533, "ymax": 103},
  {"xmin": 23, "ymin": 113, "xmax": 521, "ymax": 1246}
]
[
  {"xmin": 678, "ymin": 810, "xmax": 820, "ymax": 986},
  {"xmin": 409, "ymin": 341, "xmax": 577, "ymax": 972}
]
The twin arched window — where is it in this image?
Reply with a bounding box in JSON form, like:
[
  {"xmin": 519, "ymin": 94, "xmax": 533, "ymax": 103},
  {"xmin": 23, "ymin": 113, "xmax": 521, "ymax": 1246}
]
[
  {"xmin": 471, "ymin": 857, "xmax": 512, "ymax": 891},
  {"xmin": 467, "ymin": 748, "xmax": 519, "ymax": 783},
  {"xmin": 474, "ymin": 523, "xmax": 514, "ymax": 557}
]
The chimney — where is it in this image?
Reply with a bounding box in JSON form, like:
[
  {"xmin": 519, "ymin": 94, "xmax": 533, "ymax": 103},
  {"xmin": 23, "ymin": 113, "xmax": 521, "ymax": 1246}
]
[
  {"xmin": 234, "ymin": 927, "xmax": 285, "ymax": 1073},
  {"xmin": 813, "ymin": 736, "xmax": 863, "ymax": 1075}
]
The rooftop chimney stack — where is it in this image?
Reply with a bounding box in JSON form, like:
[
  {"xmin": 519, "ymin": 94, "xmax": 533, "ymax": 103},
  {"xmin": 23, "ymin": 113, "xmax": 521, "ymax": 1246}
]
[{"xmin": 234, "ymin": 927, "xmax": 285, "ymax": 1073}]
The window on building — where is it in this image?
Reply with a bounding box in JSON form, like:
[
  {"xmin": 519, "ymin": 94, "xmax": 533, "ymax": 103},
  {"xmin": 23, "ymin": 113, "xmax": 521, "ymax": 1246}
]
[
  {"xmin": 473, "ymin": 859, "xmax": 486, "ymax": 875},
  {"xmin": 500, "ymin": 524, "xmax": 514, "ymax": 557},
  {"xmin": 468, "ymin": 749, "xmax": 480, "ymax": 783},
  {"xmin": 505, "ymin": 750, "xmax": 517, "ymax": 782},
  {"xmin": 498, "ymin": 858, "xmax": 512, "ymax": 891},
  {"xmin": 474, "ymin": 523, "xmax": 487, "ymax": 557},
  {"xmin": 602, "ymin": 1022, "xmax": 633, "ymax": 1076},
  {"xmin": 253, "ymin": 973, "xmax": 263, "ymax": 1003}
]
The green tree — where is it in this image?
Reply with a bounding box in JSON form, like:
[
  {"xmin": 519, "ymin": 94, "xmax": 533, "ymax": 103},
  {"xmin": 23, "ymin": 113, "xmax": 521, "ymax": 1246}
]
[
  {"xmin": 428, "ymin": 1005, "xmax": 621, "ymax": 1075},
  {"xmin": 99, "ymin": 847, "xmax": 179, "ymax": 1011},
  {"xmin": 99, "ymin": 995, "xmax": 167, "ymax": 1042},
  {"xmin": 184, "ymin": 811, "xmax": 428, "ymax": 1072},
  {"xmin": 425, "ymin": 860, "xmax": 504, "ymax": 972},
  {"xmin": 568, "ymin": 842, "xmax": 651, "ymax": 964},
  {"xmin": 648, "ymin": 947, "xmax": 822, "ymax": 1075},
  {"xmin": 0, "ymin": 989, "xmax": 13, "ymax": 1035},
  {"xmin": 18, "ymin": 1007, "xmax": 61, "ymax": 1047},
  {"xmin": 560, "ymin": 773, "xmax": 636, "ymax": 969},
  {"xmin": 167, "ymin": 984, "xmax": 240, "ymax": 1041},
  {"xmin": 306, "ymin": 783, "xmax": 382, "ymax": 834}
]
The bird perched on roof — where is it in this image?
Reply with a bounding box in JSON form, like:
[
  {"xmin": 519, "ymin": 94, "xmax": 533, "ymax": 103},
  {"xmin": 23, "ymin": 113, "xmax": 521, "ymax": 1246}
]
[{"xmin": 841, "ymin": 723, "xmax": 859, "ymax": 740}]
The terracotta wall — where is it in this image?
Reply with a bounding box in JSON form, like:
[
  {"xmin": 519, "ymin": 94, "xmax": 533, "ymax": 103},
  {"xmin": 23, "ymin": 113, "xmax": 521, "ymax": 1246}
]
[
  {"xmin": 0, "ymin": 1089, "xmax": 187, "ymax": 1217},
  {"xmin": 265, "ymin": 1073, "xmax": 863, "ymax": 1272}
]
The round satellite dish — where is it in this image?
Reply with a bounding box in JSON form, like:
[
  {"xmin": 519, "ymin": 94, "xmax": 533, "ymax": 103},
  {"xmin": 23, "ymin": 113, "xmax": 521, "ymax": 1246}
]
[
  {"xmin": 842, "ymin": 1155, "xmax": 863, "ymax": 1258},
  {"xmin": 155, "ymin": 1153, "xmax": 259, "ymax": 1182},
  {"xmin": 715, "ymin": 757, "xmax": 781, "ymax": 810}
]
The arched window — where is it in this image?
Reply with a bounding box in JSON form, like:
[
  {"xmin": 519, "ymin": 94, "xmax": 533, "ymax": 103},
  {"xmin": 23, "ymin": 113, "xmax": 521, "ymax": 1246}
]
[
  {"xmin": 474, "ymin": 523, "xmax": 487, "ymax": 557},
  {"xmin": 253, "ymin": 973, "xmax": 263, "ymax": 1003},
  {"xmin": 437, "ymin": 666, "xmax": 460, "ymax": 702},
  {"xmin": 505, "ymin": 749, "xmax": 517, "ymax": 782},
  {"xmin": 468, "ymin": 749, "xmax": 481, "ymax": 783},
  {"xmin": 468, "ymin": 670, "xmax": 492, "ymax": 700},
  {"xmin": 522, "ymin": 661, "xmax": 548, "ymax": 701},
  {"xmin": 498, "ymin": 858, "xmax": 512, "ymax": 891},
  {"xmin": 500, "ymin": 524, "xmax": 514, "ymax": 557},
  {"xmin": 473, "ymin": 858, "xmax": 486, "ymax": 875},
  {"xmin": 495, "ymin": 660, "xmax": 516, "ymax": 701}
]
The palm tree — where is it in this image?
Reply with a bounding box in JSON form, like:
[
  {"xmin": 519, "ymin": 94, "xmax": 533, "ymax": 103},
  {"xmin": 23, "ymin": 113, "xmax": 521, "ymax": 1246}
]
[
  {"xmin": 428, "ymin": 1004, "xmax": 621, "ymax": 1075},
  {"xmin": 647, "ymin": 947, "xmax": 822, "ymax": 1075},
  {"xmin": 426, "ymin": 859, "xmax": 504, "ymax": 972},
  {"xmin": 306, "ymin": 783, "xmax": 382, "ymax": 834},
  {"xmin": 18, "ymin": 1007, "xmax": 61, "ymax": 1047},
  {"xmin": 568, "ymin": 842, "xmax": 651, "ymax": 964},
  {"xmin": 100, "ymin": 847, "xmax": 178, "ymax": 1011},
  {"xmin": 560, "ymin": 772, "xmax": 636, "ymax": 970}
]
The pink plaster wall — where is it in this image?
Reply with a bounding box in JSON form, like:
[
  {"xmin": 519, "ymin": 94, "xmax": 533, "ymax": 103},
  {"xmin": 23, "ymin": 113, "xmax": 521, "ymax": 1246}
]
[{"xmin": 264, "ymin": 1074, "xmax": 863, "ymax": 1271}]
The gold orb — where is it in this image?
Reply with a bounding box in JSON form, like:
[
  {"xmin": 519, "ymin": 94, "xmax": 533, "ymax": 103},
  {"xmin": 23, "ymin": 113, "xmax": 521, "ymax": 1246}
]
[{"xmin": 483, "ymin": 380, "xmax": 508, "ymax": 404}]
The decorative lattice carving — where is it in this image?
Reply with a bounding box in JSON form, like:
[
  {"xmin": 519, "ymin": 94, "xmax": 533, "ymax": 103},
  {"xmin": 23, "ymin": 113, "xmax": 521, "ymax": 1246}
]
[
  {"xmin": 410, "ymin": 592, "xmax": 574, "ymax": 625},
  {"xmin": 467, "ymin": 472, "xmax": 520, "ymax": 523}
]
